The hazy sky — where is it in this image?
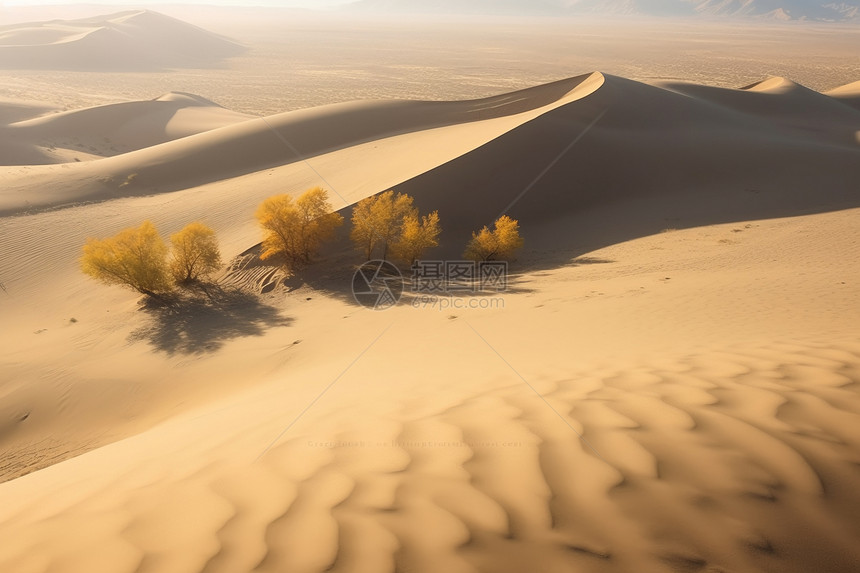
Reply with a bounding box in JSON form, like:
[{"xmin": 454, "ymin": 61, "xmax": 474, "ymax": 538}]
[{"xmin": 2, "ymin": 0, "xmax": 350, "ymax": 6}]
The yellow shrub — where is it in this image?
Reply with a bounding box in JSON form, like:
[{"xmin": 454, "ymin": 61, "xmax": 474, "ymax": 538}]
[
  {"xmin": 350, "ymin": 190, "xmax": 417, "ymax": 261},
  {"xmin": 80, "ymin": 221, "xmax": 172, "ymax": 296},
  {"xmin": 392, "ymin": 210, "xmax": 441, "ymax": 265},
  {"xmin": 169, "ymin": 222, "xmax": 222, "ymax": 283},
  {"xmin": 256, "ymin": 187, "xmax": 343, "ymax": 269},
  {"xmin": 464, "ymin": 215, "xmax": 523, "ymax": 261}
]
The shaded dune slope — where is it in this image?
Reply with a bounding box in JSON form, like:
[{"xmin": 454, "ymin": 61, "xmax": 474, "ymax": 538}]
[
  {"xmin": 333, "ymin": 73, "xmax": 860, "ymax": 260},
  {"xmin": 0, "ymin": 98, "xmax": 56, "ymax": 124},
  {"xmin": 660, "ymin": 76, "xmax": 860, "ymax": 139}
]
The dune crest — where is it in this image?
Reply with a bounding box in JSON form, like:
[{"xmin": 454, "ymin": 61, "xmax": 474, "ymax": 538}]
[
  {"xmin": 827, "ymin": 80, "xmax": 860, "ymax": 97},
  {"xmin": 2, "ymin": 71, "xmax": 859, "ymax": 221},
  {"xmin": 741, "ymin": 76, "xmax": 799, "ymax": 92},
  {"xmin": 826, "ymin": 80, "xmax": 860, "ymax": 111},
  {"xmin": 0, "ymin": 73, "xmax": 604, "ymax": 214}
]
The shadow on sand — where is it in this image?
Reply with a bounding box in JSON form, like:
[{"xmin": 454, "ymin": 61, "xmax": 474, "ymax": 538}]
[
  {"xmin": 129, "ymin": 284, "xmax": 293, "ymax": 355},
  {"xmin": 274, "ymin": 249, "xmax": 538, "ymax": 308}
]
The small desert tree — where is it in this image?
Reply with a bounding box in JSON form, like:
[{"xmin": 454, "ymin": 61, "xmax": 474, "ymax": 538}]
[
  {"xmin": 350, "ymin": 190, "xmax": 416, "ymax": 260},
  {"xmin": 464, "ymin": 215, "xmax": 524, "ymax": 261},
  {"xmin": 392, "ymin": 210, "xmax": 441, "ymax": 265},
  {"xmin": 169, "ymin": 222, "xmax": 222, "ymax": 284},
  {"xmin": 350, "ymin": 196, "xmax": 378, "ymax": 260},
  {"xmin": 295, "ymin": 187, "xmax": 344, "ymax": 262},
  {"xmin": 256, "ymin": 187, "xmax": 343, "ymax": 269},
  {"xmin": 80, "ymin": 220, "xmax": 172, "ymax": 296}
]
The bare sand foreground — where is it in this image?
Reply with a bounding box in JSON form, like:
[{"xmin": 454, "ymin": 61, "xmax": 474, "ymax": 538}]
[{"xmin": 1, "ymin": 69, "xmax": 860, "ymax": 573}]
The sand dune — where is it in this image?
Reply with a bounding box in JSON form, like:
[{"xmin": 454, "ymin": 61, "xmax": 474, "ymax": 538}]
[
  {"xmin": 0, "ymin": 92, "xmax": 253, "ymax": 166},
  {"xmin": 0, "ymin": 98, "xmax": 56, "ymax": 124},
  {"xmin": 2, "ymin": 71, "xmax": 858, "ymax": 224},
  {"xmin": 827, "ymin": 80, "xmax": 860, "ymax": 111},
  {"xmin": 1, "ymin": 73, "xmax": 859, "ymax": 573},
  {"xmin": 370, "ymin": 73, "xmax": 860, "ymax": 258},
  {"xmin": 0, "ymin": 10, "xmax": 245, "ymax": 71},
  {"xmin": 0, "ymin": 99, "xmax": 60, "ymax": 164},
  {"xmin": 827, "ymin": 79, "xmax": 860, "ymax": 97},
  {"xmin": 0, "ymin": 73, "xmax": 603, "ymax": 215},
  {"xmin": 655, "ymin": 76, "xmax": 859, "ymax": 136}
]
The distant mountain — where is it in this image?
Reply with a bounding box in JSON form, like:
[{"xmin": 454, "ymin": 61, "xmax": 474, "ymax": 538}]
[
  {"xmin": 0, "ymin": 10, "xmax": 246, "ymax": 72},
  {"xmin": 345, "ymin": 0, "xmax": 562, "ymax": 14},
  {"xmin": 345, "ymin": 0, "xmax": 860, "ymax": 21},
  {"xmin": 693, "ymin": 0, "xmax": 860, "ymax": 20}
]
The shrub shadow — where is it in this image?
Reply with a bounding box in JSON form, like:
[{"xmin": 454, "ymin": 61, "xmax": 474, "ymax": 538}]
[
  {"xmin": 129, "ymin": 284, "xmax": 293, "ymax": 355},
  {"xmin": 276, "ymin": 247, "xmax": 536, "ymax": 308}
]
